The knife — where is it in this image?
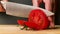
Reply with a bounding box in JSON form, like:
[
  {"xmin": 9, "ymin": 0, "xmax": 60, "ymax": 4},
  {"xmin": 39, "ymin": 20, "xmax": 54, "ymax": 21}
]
[{"xmin": 5, "ymin": 2, "xmax": 54, "ymax": 18}]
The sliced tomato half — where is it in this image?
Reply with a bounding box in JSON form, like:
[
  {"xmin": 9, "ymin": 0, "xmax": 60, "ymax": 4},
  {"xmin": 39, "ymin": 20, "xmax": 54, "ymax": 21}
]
[{"xmin": 27, "ymin": 9, "xmax": 49, "ymax": 30}]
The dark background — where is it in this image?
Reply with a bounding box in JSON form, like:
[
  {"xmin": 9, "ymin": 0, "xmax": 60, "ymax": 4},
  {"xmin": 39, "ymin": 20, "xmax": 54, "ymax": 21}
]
[
  {"xmin": 0, "ymin": 0, "xmax": 60, "ymax": 25},
  {"xmin": 55, "ymin": 0, "xmax": 60, "ymax": 25},
  {"xmin": 9, "ymin": 0, "xmax": 32, "ymax": 5}
]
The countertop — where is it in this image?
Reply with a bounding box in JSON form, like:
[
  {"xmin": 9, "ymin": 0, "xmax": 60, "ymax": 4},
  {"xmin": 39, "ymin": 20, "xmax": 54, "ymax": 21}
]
[{"xmin": 0, "ymin": 25, "xmax": 60, "ymax": 34}]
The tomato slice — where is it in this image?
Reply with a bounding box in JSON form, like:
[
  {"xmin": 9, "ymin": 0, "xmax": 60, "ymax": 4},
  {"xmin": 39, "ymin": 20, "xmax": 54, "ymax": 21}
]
[
  {"xmin": 17, "ymin": 20, "xmax": 26, "ymax": 26},
  {"xmin": 25, "ymin": 22, "xmax": 41, "ymax": 30}
]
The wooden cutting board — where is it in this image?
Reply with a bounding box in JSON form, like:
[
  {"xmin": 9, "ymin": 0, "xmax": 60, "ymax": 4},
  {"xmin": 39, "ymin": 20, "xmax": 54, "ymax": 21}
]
[{"xmin": 0, "ymin": 25, "xmax": 60, "ymax": 34}]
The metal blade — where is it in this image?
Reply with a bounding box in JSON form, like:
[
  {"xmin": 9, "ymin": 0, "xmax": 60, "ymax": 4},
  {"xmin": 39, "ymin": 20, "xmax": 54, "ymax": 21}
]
[{"xmin": 6, "ymin": 2, "xmax": 54, "ymax": 18}]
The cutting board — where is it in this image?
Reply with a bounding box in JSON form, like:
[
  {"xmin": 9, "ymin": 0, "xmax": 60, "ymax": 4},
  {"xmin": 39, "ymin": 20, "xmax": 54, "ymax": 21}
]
[{"xmin": 0, "ymin": 25, "xmax": 60, "ymax": 34}]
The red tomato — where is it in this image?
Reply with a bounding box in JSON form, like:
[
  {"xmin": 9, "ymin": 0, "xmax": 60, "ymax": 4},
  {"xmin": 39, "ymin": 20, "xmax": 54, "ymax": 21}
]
[{"xmin": 26, "ymin": 9, "xmax": 49, "ymax": 30}]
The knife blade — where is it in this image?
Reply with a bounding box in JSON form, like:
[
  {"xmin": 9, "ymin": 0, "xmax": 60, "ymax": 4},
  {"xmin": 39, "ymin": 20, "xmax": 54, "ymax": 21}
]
[{"xmin": 6, "ymin": 2, "xmax": 54, "ymax": 18}]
